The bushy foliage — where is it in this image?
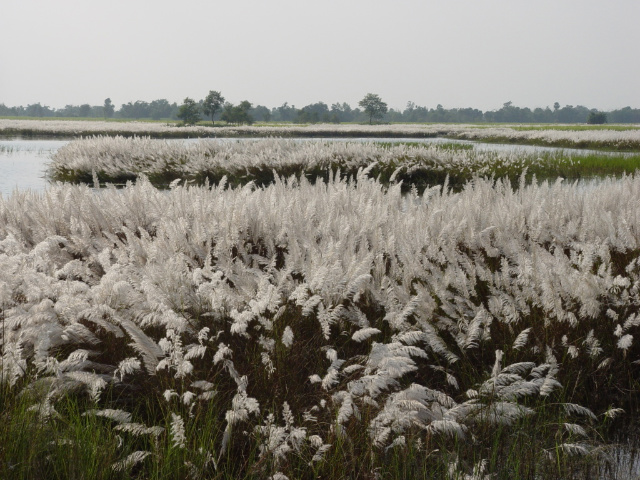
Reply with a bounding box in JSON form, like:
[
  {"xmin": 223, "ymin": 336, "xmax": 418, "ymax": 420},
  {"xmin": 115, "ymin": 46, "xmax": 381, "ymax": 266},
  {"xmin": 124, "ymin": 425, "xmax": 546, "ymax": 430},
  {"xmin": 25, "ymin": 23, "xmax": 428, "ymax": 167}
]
[
  {"xmin": 359, "ymin": 93, "xmax": 388, "ymax": 124},
  {"xmin": 176, "ymin": 98, "xmax": 201, "ymax": 126},
  {"xmin": 221, "ymin": 101, "xmax": 254, "ymax": 125},
  {"xmin": 202, "ymin": 90, "xmax": 225, "ymax": 125},
  {"xmin": 587, "ymin": 111, "xmax": 608, "ymax": 125}
]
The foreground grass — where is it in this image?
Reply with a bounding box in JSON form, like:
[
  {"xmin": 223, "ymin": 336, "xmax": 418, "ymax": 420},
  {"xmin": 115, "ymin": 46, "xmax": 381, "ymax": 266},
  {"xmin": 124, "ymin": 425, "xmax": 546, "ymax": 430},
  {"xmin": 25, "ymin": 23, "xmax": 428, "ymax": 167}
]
[{"xmin": 3, "ymin": 175, "xmax": 640, "ymax": 478}]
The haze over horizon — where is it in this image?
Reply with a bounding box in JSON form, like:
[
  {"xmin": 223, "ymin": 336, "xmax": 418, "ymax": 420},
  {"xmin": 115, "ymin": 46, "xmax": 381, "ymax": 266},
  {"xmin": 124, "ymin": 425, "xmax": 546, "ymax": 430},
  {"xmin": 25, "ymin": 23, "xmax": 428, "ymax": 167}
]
[{"xmin": 1, "ymin": 0, "xmax": 639, "ymax": 112}]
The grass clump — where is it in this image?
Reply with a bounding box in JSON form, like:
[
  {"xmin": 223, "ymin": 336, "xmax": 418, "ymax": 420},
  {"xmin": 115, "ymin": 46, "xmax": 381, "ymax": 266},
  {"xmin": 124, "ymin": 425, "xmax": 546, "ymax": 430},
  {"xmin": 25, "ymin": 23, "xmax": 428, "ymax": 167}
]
[
  {"xmin": 3, "ymin": 175, "xmax": 640, "ymax": 478},
  {"xmin": 49, "ymin": 136, "xmax": 640, "ymax": 192}
]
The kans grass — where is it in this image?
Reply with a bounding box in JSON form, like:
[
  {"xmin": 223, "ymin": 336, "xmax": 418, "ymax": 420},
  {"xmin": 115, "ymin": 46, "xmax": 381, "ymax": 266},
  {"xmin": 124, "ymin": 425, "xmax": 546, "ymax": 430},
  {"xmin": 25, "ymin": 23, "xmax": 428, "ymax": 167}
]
[
  {"xmin": 2, "ymin": 118, "xmax": 640, "ymax": 151},
  {"xmin": 4, "ymin": 157, "xmax": 640, "ymax": 478},
  {"xmin": 49, "ymin": 136, "xmax": 640, "ymax": 191}
]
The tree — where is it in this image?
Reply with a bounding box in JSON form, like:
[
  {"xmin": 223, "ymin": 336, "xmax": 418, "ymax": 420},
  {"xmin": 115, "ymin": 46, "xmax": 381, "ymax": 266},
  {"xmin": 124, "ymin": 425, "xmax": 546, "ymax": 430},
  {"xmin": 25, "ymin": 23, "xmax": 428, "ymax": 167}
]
[
  {"xmin": 359, "ymin": 93, "xmax": 388, "ymax": 124},
  {"xmin": 273, "ymin": 102, "xmax": 297, "ymax": 122},
  {"xmin": 297, "ymin": 102, "xmax": 330, "ymax": 123},
  {"xmin": 149, "ymin": 99, "xmax": 174, "ymax": 120},
  {"xmin": 177, "ymin": 97, "xmax": 201, "ymax": 125},
  {"xmin": 250, "ymin": 105, "xmax": 271, "ymax": 122},
  {"xmin": 587, "ymin": 111, "xmax": 607, "ymax": 124},
  {"xmin": 221, "ymin": 100, "xmax": 254, "ymax": 125},
  {"xmin": 119, "ymin": 100, "xmax": 150, "ymax": 119},
  {"xmin": 202, "ymin": 90, "xmax": 225, "ymax": 125},
  {"xmin": 25, "ymin": 103, "xmax": 46, "ymax": 117},
  {"xmin": 103, "ymin": 98, "xmax": 115, "ymax": 119},
  {"xmin": 79, "ymin": 104, "xmax": 92, "ymax": 117}
]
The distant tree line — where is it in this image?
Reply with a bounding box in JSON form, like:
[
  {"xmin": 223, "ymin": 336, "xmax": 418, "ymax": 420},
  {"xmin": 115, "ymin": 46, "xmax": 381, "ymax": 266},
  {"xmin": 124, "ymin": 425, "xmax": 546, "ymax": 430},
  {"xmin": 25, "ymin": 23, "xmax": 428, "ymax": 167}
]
[{"xmin": 1, "ymin": 95, "xmax": 639, "ymax": 124}]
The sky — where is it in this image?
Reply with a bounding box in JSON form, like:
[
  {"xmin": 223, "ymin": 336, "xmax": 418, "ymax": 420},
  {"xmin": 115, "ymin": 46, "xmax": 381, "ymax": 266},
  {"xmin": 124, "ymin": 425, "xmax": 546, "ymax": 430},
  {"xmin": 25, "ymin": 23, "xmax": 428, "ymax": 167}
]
[{"xmin": 1, "ymin": 0, "xmax": 639, "ymax": 112}]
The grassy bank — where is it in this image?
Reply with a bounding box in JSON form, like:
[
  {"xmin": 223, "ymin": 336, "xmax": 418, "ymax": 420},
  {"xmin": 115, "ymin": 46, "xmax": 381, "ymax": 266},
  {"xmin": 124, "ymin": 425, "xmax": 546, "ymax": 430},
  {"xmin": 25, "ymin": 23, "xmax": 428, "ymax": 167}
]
[
  {"xmin": 3, "ymin": 175, "xmax": 640, "ymax": 478},
  {"xmin": 449, "ymin": 133, "xmax": 640, "ymax": 153},
  {"xmin": 512, "ymin": 125, "xmax": 640, "ymax": 132},
  {"xmin": 3, "ymin": 119, "xmax": 640, "ymax": 151},
  {"xmin": 49, "ymin": 136, "xmax": 640, "ymax": 191}
]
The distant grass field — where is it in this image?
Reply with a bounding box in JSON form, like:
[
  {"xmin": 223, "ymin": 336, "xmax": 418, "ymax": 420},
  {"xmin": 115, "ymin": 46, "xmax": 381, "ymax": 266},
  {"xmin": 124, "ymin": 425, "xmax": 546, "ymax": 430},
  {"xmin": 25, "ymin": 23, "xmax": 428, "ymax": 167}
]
[
  {"xmin": 2, "ymin": 119, "xmax": 640, "ymax": 151},
  {"xmin": 0, "ymin": 116, "xmax": 179, "ymax": 123},
  {"xmin": 512, "ymin": 125, "xmax": 640, "ymax": 132},
  {"xmin": 48, "ymin": 136, "xmax": 640, "ymax": 193}
]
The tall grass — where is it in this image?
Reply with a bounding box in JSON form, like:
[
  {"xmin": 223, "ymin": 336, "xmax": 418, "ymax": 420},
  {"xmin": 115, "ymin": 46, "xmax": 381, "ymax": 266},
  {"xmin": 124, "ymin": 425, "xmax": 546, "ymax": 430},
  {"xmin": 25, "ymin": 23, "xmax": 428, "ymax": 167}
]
[
  {"xmin": 3, "ymin": 174, "xmax": 640, "ymax": 478},
  {"xmin": 2, "ymin": 119, "xmax": 640, "ymax": 150},
  {"xmin": 49, "ymin": 136, "xmax": 640, "ymax": 190},
  {"xmin": 512, "ymin": 125, "xmax": 640, "ymax": 132}
]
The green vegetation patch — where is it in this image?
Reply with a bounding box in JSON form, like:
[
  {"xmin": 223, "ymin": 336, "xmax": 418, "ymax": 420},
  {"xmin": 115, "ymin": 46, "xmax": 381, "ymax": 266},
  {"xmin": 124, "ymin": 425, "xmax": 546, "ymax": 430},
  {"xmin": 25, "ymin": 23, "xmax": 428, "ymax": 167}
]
[{"xmin": 512, "ymin": 125, "xmax": 640, "ymax": 132}]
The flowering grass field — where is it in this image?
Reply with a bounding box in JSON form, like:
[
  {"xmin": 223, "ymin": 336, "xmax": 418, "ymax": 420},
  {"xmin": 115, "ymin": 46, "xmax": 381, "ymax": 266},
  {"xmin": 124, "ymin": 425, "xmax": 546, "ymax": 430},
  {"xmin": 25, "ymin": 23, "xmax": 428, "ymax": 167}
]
[
  {"xmin": 49, "ymin": 136, "xmax": 640, "ymax": 191},
  {"xmin": 2, "ymin": 119, "xmax": 640, "ymax": 151},
  {"xmin": 3, "ymin": 166, "xmax": 640, "ymax": 478}
]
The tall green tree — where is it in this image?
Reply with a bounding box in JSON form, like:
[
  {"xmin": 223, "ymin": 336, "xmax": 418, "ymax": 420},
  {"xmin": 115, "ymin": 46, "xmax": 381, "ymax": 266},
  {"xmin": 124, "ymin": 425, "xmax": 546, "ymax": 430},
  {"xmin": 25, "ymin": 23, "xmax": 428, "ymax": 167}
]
[
  {"xmin": 587, "ymin": 111, "xmax": 607, "ymax": 124},
  {"xmin": 176, "ymin": 97, "xmax": 201, "ymax": 125},
  {"xmin": 358, "ymin": 93, "xmax": 388, "ymax": 124},
  {"xmin": 79, "ymin": 104, "xmax": 92, "ymax": 117},
  {"xmin": 221, "ymin": 100, "xmax": 254, "ymax": 125},
  {"xmin": 103, "ymin": 98, "xmax": 115, "ymax": 119},
  {"xmin": 202, "ymin": 91, "xmax": 225, "ymax": 125},
  {"xmin": 149, "ymin": 99, "xmax": 175, "ymax": 120}
]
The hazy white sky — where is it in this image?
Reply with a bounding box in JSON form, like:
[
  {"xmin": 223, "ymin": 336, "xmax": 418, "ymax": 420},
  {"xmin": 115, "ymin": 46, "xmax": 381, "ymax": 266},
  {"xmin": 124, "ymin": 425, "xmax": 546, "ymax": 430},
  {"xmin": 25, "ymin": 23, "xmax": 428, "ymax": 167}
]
[{"xmin": 1, "ymin": 0, "xmax": 638, "ymax": 111}]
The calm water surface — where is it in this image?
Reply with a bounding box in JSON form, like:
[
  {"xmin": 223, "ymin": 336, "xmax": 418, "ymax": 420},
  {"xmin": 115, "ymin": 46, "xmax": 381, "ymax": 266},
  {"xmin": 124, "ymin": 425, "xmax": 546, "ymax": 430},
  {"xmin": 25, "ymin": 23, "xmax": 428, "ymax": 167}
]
[{"xmin": 0, "ymin": 139, "xmax": 69, "ymax": 196}]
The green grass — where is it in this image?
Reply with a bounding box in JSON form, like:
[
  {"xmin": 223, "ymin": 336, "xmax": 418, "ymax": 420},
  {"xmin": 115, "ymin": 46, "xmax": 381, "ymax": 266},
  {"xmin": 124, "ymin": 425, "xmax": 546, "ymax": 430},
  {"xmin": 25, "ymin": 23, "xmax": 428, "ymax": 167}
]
[
  {"xmin": 512, "ymin": 125, "xmax": 640, "ymax": 132},
  {"xmin": 3, "ymin": 299, "xmax": 636, "ymax": 480},
  {"xmin": 0, "ymin": 384, "xmax": 125, "ymax": 480},
  {"xmin": 447, "ymin": 134, "xmax": 640, "ymax": 153},
  {"xmin": 2, "ymin": 332, "xmax": 631, "ymax": 480}
]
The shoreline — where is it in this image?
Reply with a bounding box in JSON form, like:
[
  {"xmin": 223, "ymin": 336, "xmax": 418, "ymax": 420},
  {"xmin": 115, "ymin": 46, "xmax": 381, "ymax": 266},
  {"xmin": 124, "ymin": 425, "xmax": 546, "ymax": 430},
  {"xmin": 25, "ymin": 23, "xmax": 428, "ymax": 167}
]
[{"xmin": 1, "ymin": 119, "xmax": 640, "ymax": 152}]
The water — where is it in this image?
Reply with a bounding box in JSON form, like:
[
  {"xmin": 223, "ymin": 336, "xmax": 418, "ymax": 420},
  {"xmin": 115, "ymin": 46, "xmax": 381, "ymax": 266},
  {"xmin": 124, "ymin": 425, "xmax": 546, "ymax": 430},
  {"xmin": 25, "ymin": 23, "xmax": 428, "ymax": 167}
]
[
  {"xmin": 0, "ymin": 138, "xmax": 69, "ymax": 196},
  {"xmin": 0, "ymin": 136, "xmax": 635, "ymax": 197}
]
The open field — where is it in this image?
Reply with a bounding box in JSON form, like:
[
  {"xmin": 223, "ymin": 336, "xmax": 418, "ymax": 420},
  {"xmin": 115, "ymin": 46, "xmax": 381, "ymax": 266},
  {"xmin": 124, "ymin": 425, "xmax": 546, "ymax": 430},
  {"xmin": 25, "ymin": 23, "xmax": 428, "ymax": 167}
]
[
  {"xmin": 49, "ymin": 136, "xmax": 640, "ymax": 190},
  {"xmin": 3, "ymin": 173, "xmax": 640, "ymax": 478},
  {"xmin": 2, "ymin": 119, "xmax": 640, "ymax": 151}
]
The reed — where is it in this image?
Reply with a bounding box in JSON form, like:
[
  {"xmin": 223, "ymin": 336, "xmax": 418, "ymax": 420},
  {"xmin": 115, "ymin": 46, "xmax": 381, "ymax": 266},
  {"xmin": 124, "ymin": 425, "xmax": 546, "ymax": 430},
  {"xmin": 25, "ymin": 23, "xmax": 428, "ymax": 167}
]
[
  {"xmin": 49, "ymin": 136, "xmax": 640, "ymax": 190},
  {"xmin": 2, "ymin": 119, "xmax": 640, "ymax": 151},
  {"xmin": 3, "ymin": 174, "xmax": 640, "ymax": 478}
]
